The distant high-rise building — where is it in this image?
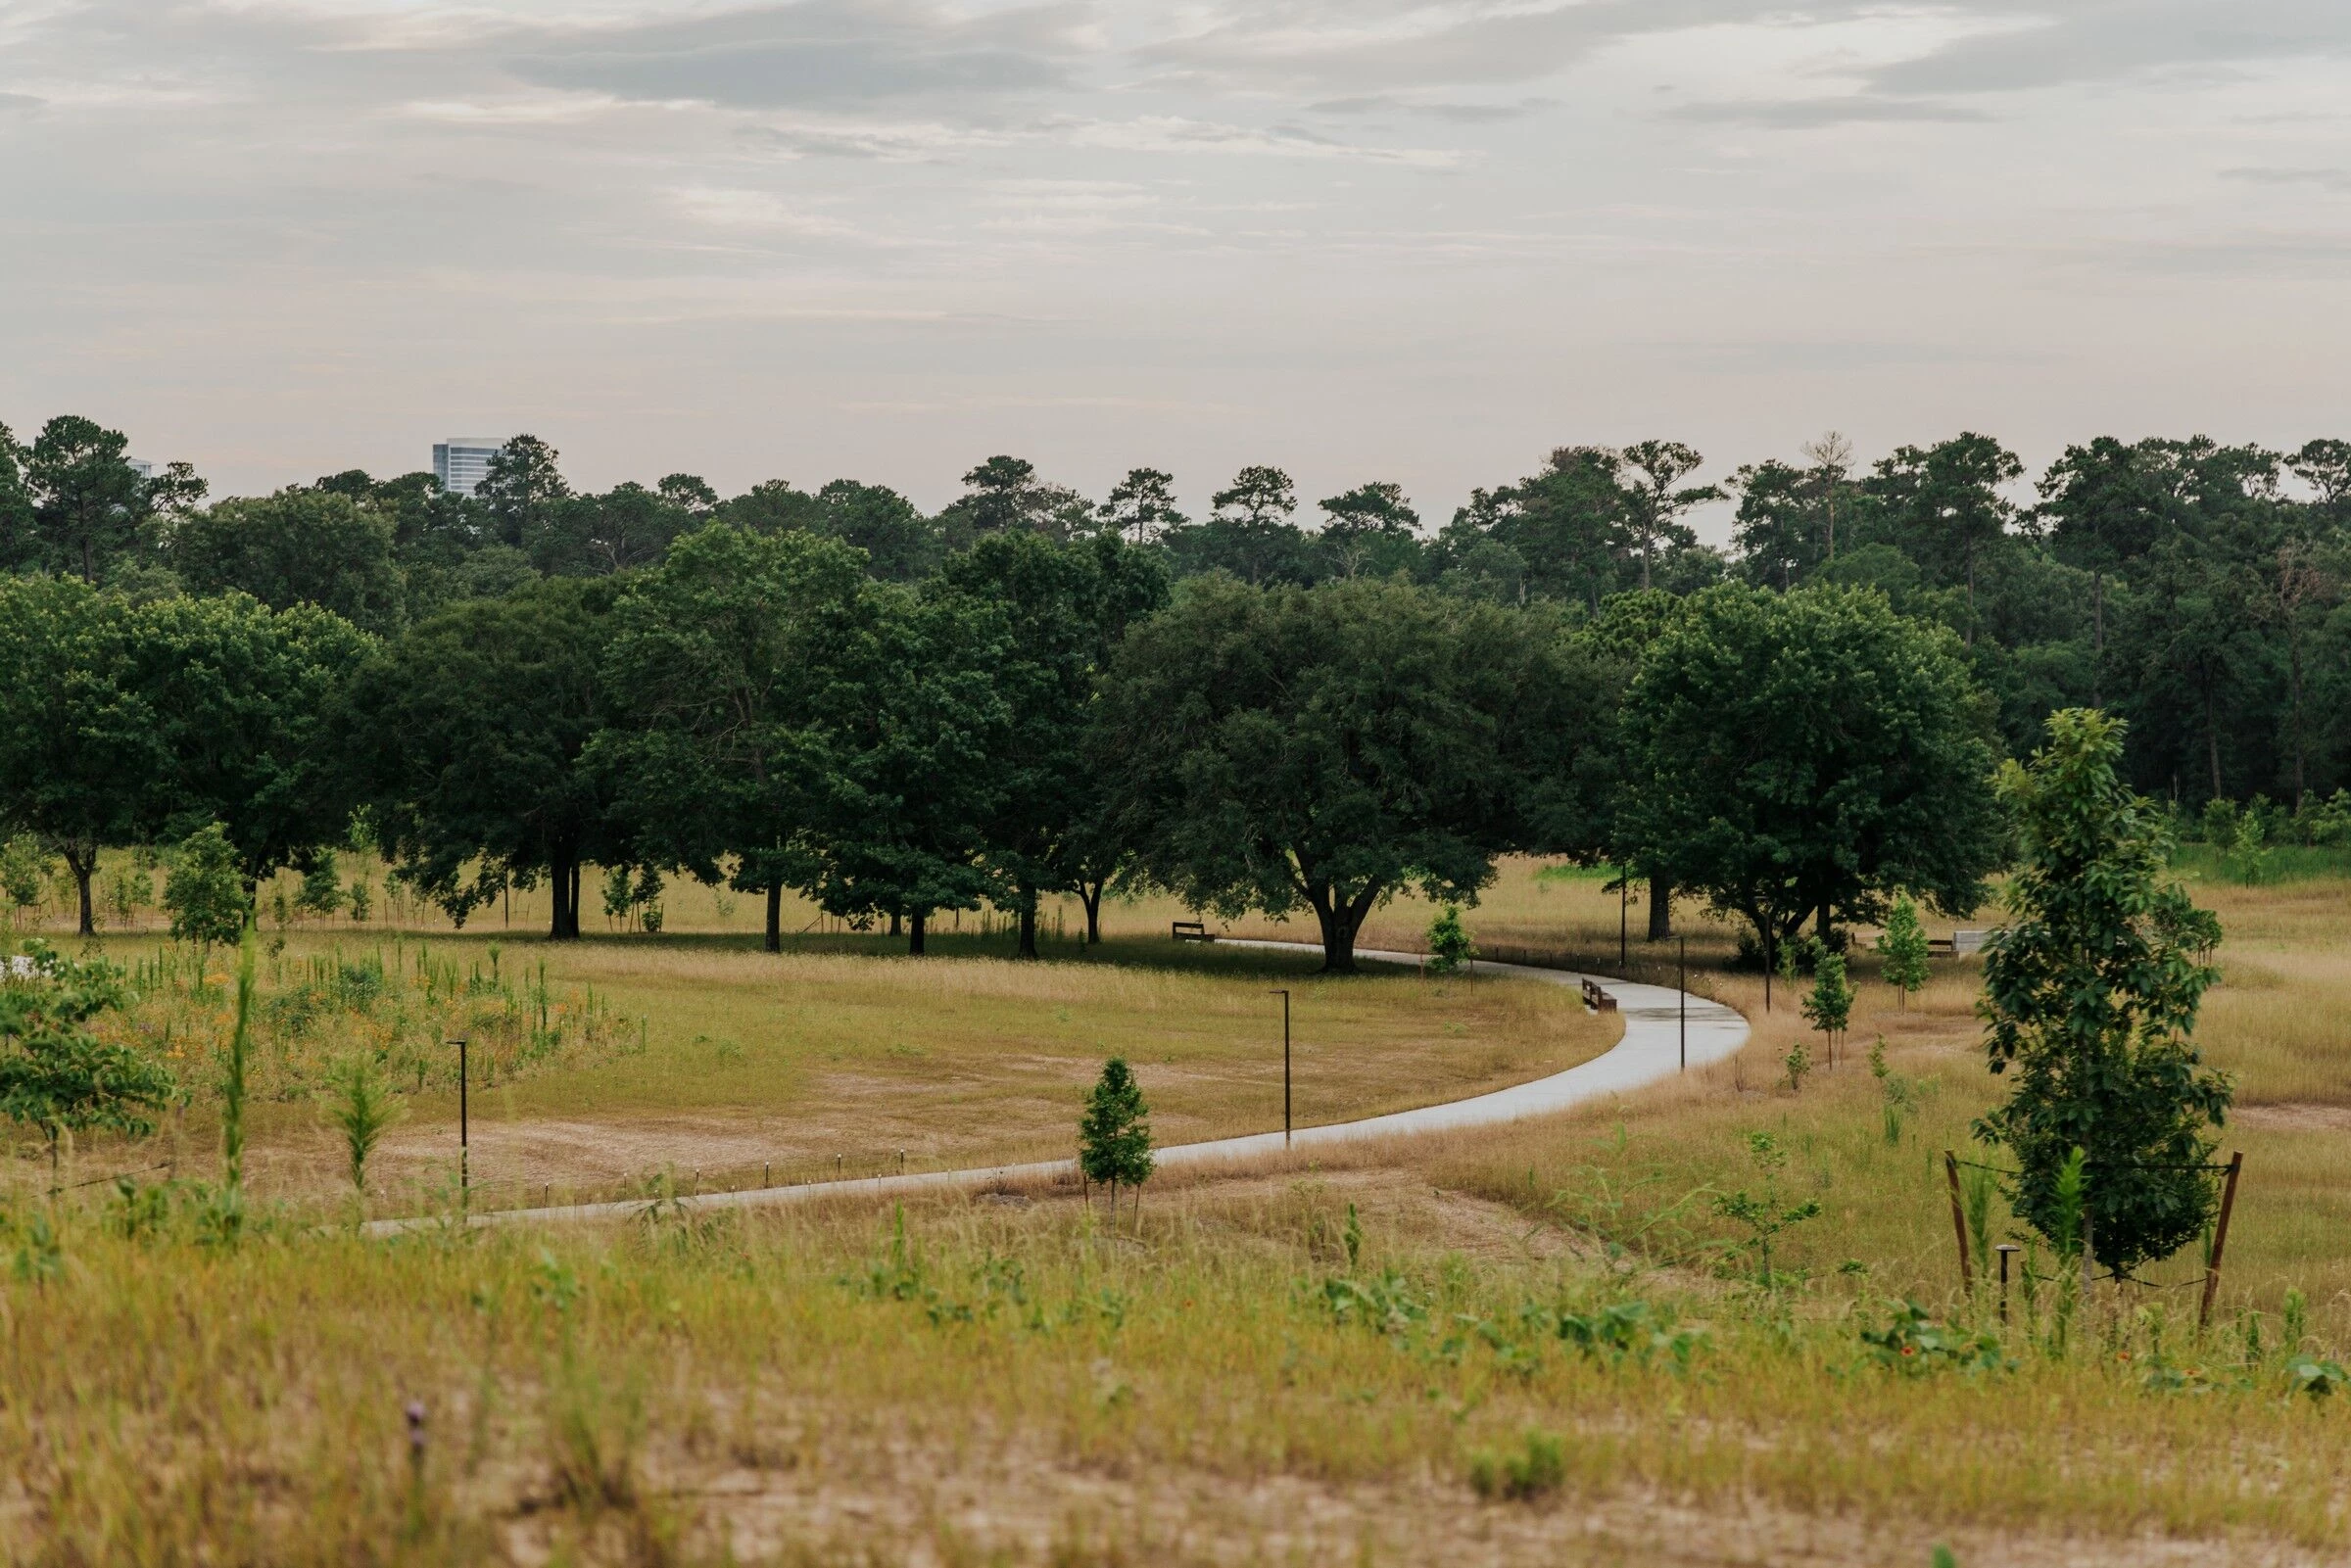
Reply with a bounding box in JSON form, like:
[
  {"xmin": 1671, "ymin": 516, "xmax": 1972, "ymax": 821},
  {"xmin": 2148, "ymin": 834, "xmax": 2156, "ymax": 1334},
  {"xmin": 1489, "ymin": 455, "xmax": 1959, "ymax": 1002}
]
[
  {"xmin": 125, "ymin": 458, "xmax": 155, "ymax": 479},
  {"xmin": 433, "ymin": 437, "xmax": 506, "ymax": 499}
]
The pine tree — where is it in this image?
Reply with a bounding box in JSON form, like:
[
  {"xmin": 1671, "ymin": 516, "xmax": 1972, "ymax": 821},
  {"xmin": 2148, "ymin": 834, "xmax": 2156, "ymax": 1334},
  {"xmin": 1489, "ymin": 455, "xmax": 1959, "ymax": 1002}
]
[
  {"xmin": 1078, "ymin": 1057, "xmax": 1154, "ymax": 1221},
  {"xmin": 1876, "ymin": 893, "xmax": 1931, "ymax": 1007}
]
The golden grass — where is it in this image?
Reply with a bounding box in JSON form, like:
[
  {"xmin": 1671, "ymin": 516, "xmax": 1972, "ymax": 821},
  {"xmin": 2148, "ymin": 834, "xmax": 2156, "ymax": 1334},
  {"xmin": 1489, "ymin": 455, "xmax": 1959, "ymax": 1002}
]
[{"xmin": 8, "ymin": 858, "xmax": 2351, "ymax": 1561}]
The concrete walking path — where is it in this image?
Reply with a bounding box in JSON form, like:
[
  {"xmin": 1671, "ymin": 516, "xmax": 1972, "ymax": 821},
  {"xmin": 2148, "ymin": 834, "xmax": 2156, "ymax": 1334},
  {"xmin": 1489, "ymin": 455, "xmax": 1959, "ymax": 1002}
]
[{"xmin": 362, "ymin": 942, "xmax": 1749, "ymax": 1236}]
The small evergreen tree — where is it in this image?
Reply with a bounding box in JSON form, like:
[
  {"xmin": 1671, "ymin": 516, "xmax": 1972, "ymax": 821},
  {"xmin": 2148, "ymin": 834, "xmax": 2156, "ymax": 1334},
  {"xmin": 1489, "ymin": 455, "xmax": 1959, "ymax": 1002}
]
[
  {"xmin": 163, "ymin": 822, "xmax": 248, "ymax": 959},
  {"xmin": 1426, "ymin": 904, "xmax": 1475, "ymax": 974},
  {"xmin": 1801, "ymin": 951, "xmax": 1853, "ymax": 1066},
  {"xmin": 324, "ymin": 1052, "xmax": 402, "ymax": 1197},
  {"xmin": 1875, "ymin": 893, "xmax": 1931, "ymax": 1006},
  {"xmin": 1078, "ymin": 1057, "xmax": 1154, "ymax": 1219},
  {"xmin": 1978, "ymin": 710, "xmax": 2231, "ymax": 1278}
]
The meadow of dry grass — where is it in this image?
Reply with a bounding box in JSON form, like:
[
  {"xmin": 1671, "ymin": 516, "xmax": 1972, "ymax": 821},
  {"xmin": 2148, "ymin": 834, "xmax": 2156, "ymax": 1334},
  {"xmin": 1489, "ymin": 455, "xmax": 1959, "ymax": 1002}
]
[{"xmin": 4, "ymin": 854, "xmax": 2350, "ymax": 1564}]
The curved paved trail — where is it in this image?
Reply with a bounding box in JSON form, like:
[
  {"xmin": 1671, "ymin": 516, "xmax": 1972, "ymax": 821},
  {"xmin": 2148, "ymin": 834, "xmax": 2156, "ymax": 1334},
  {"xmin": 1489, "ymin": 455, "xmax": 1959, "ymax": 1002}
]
[{"xmin": 365, "ymin": 943, "xmax": 1749, "ymax": 1235}]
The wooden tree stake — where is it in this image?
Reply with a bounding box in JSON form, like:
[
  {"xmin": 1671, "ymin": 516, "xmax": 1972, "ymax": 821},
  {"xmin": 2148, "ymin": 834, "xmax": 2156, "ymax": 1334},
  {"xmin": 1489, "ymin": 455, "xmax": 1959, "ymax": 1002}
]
[
  {"xmin": 1943, "ymin": 1150, "xmax": 1973, "ymax": 1292},
  {"xmin": 2198, "ymin": 1151, "xmax": 2244, "ymax": 1331}
]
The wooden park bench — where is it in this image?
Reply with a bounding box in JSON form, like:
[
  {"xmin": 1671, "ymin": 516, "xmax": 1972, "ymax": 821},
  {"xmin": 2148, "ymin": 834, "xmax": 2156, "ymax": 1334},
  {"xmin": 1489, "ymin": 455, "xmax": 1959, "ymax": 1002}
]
[
  {"xmin": 1172, "ymin": 920, "xmax": 1215, "ymax": 943},
  {"xmin": 1928, "ymin": 929, "xmax": 1988, "ymax": 958},
  {"xmin": 1580, "ymin": 977, "xmax": 1617, "ymax": 1013}
]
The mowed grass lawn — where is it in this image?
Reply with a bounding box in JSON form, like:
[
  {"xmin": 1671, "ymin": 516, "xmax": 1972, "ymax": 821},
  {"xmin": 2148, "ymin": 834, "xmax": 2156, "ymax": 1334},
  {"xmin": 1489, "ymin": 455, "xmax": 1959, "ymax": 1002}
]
[{"xmin": 55, "ymin": 917, "xmax": 1617, "ymax": 1213}]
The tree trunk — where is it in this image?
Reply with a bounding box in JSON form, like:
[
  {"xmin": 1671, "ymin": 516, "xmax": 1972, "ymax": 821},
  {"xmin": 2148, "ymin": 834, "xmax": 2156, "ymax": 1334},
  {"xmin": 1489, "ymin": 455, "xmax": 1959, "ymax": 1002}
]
[
  {"xmin": 60, "ymin": 840, "xmax": 96, "ymax": 937},
  {"xmin": 1310, "ymin": 892, "xmax": 1359, "ymax": 974},
  {"xmin": 548, "ymin": 852, "xmax": 577, "ymax": 940},
  {"xmin": 1647, "ymin": 874, "xmax": 1673, "ymax": 941},
  {"xmin": 889, "ymin": 911, "xmax": 901, "ymax": 937},
  {"xmin": 1016, "ymin": 882, "xmax": 1038, "ymax": 960},
  {"xmin": 764, "ymin": 883, "xmax": 782, "ymax": 953},
  {"xmin": 908, "ymin": 910, "xmax": 926, "ymax": 956},
  {"xmin": 1080, "ymin": 880, "xmax": 1104, "ymax": 944}
]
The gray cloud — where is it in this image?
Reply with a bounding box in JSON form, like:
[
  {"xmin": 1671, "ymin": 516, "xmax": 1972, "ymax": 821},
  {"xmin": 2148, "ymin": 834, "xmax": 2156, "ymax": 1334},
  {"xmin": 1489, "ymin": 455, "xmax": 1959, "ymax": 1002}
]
[
  {"xmin": 1307, "ymin": 94, "xmax": 1554, "ymax": 122},
  {"xmin": 505, "ymin": 1, "xmax": 1089, "ymax": 108},
  {"xmin": 2222, "ymin": 166, "xmax": 2351, "ymax": 192},
  {"xmin": 1865, "ymin": 0, "xmax": 2351, "ymax": 97},
  {"xmin": 0, "ymin": 93, "xmax": 41, "ymax": 113},
  {"xmin": 1666, "ymin": 96, "xmax": 1992, "ymax": 128}
]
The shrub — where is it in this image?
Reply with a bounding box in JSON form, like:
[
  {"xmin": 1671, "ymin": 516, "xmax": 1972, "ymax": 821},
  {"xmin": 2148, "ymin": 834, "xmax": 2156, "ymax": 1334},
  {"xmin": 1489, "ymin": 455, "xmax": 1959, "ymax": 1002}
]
[
  {"xmin": 164, "ymin": 823, "xmax": 248, "ymax": 956},
  {"xmin": 1875, "ymin": 893, "xmax": 1931, "ymax": 1005},
  {"xmin": 1426, "ymin": 904, "xmax": 1475, "ymax": 974},
  {"xmin": 0, "ymin": 941, "xmax": 176, "ymax": 1173}
]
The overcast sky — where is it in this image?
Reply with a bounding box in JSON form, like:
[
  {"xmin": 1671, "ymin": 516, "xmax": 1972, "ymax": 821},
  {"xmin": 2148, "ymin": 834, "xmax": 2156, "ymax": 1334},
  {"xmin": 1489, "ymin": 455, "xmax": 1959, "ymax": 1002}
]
[{"xmin": 4, "ymin": 0, "xmax": 2349, "ymax": 533}]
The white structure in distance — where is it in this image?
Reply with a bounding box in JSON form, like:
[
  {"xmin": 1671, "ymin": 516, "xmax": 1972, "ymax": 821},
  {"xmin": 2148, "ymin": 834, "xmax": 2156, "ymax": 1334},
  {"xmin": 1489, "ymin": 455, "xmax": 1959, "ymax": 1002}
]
[{"xmin": 432, "ymin": 437, "xmax": 507, "ymax": 499}]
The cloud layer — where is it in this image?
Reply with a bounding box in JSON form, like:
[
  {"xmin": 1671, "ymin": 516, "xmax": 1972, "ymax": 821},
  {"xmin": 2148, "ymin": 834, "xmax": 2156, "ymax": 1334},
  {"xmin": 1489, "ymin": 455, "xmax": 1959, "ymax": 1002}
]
[{"xmin": 3, "ymin": 0, "xmax": 2349, "ymax": 522}]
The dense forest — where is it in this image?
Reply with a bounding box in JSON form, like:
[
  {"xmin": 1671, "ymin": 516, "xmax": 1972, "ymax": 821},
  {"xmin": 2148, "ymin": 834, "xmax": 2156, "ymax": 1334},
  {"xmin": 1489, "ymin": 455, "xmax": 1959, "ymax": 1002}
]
[{"xmin": 1, "ymin": 413, "xmax": 2344, "ymax": 967}]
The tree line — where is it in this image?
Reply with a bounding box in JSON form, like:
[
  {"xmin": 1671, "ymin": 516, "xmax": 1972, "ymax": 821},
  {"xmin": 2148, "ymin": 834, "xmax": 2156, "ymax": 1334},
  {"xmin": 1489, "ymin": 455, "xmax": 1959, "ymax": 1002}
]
[{"xmin": 2, "ymin": 410, "xmax": 2344, "ymax": 968}]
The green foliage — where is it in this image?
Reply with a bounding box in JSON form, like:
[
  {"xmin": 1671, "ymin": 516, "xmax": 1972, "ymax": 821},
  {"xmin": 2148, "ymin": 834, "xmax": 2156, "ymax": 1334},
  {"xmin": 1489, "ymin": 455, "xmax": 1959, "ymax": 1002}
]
[
  {"xmin": 294, "ymin": 854, "xmax": 345, "ymax": 921},
  {"xmin": 345, "ymin": 576, "xmax": 620, "ymax": 938},
  {"xmin": 2223, "ymin": 810, "xmax": 2271, "ymax": 885},
  {"xmin": 163, "ymin": 823, "xmax": 248, "ymax": 952},
  {"xmin": 324, "ymin": 1052, "xmax": 403, "ymax": 1194},
  {"xmin": 0, "ymin": 941, "xmax": 175, "ymax": 1160},
  {"xmin": 1097, "ymin": 574, "xmax": 1603, "ymax": 972},
  {"xmin": 1425, "ymin": 904, "xmax": 1475, "ymax": 974},
  {"xmin": 1618, "ymin": 583, "xmax": 2002, "ymax": 956},
  {"xmin": 0, "ymin": 834, "xmax": 50, "ymax": 920},
  {"xmin": 1800, "ymin": 951, "xmax": 1853, "ymax": 1050},
  {"xmin": 0, "ymin": 575, "xmax": 159, "ymax": 933},
  {"xmin": 1978, "ymin": 710, "xmax": 2232, "ymax": 1277},
  {"xmin": 1875, "ymin": 893, "xmax": 1932, "ymax": 1003},
  {"xmin": 1782, "ymin": 1037, "xmax": 1811, "ymax": 1094},
  {"xmin": 1077, "ymin": 1057, "xmax": 1153, "ymax": 1196},
  {"xmin": 172, "ymin": 488, "xmax": 407, "ymax": 635},
  {"xmin": 1869, "ymin": 1037, "xmax": 1915, "ymax": 1145},
  {"xmin": 1858, "ymin": 1302, "xmax": 2012, "ymax": 1376},
  {"xmin": 1709, "ymin": 1132, "xmax": 1821, "ymax": 1286},
  {"xmin": 1466, "ymin": 1430, "xmax": 1565, "ymax": 1502}
]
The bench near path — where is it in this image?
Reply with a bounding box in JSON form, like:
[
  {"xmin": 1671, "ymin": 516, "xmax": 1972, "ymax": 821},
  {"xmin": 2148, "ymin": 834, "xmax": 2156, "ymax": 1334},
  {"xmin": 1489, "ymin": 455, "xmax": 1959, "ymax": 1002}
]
[{"xmin": 362, "ymin": 942, "xmax": 1751, "ymax": 1236}]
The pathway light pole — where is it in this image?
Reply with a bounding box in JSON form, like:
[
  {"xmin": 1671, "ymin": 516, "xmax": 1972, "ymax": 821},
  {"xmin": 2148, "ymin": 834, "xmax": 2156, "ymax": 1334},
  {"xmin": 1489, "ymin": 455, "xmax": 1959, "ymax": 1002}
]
[
  {"xmin": 1618, "ymin": 868, "xmax": 1627, "ymax": 971},
  {"xmin": 1677, "ymin": 941, "xmax": 1687, "ymax": 1072},
  {"xmin": 1269, "ymin": 989, "xmax": 1291, "ymax": 1146},
  {"xmin": 451, "ymin": 1037, "xmax": 469, "ymax": 1199}
]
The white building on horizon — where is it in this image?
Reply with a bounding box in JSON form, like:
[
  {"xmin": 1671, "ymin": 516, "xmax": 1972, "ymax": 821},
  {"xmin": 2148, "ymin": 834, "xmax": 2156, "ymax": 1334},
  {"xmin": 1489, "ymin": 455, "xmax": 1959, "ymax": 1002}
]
[{"xmin": 433, "ymin": 437, "xmax": 507, "ymax": 499}]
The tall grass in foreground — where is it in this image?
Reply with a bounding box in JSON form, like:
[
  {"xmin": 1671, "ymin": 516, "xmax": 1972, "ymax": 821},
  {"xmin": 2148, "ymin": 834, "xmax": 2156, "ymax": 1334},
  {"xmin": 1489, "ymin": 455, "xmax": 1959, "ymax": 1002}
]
[{"xmin": 1, "ymin": 1189, "xmax": 2346, "ymax": 1563}]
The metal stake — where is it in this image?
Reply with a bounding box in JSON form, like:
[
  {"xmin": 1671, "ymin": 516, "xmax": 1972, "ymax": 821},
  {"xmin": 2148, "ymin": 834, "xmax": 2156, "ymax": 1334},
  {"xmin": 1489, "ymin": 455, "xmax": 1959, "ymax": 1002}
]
[
  {"xmin": 1270, "ymin": 989, "xmax": 1291, "ymax": 1145},
  {"xmin": 452, "ymin": 1037, "xmax": 468, "ymax": 1199},
  {"xmin": 1995, "ymin": 1244, "xmax": 2020, "ymax": 1323},
  {"xmin": 1618, "ymin": 868, "xmax": 1627, "ymax": 971},
  {"xmin": 1677, "ymin": 939, "xmax": 1687, "ymax": 1072}
]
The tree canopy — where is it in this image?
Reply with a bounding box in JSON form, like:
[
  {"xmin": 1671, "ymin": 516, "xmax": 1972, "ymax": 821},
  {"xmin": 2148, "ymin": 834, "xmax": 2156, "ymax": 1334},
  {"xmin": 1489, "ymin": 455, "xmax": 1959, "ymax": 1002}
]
[
  {"xmin": 1096, "ymin": 574, "xmax": 1583, "ymax": 972},
  {"xmin": 1618, "ymin": 583, "xmax": 2003, "ymax": 956}
]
